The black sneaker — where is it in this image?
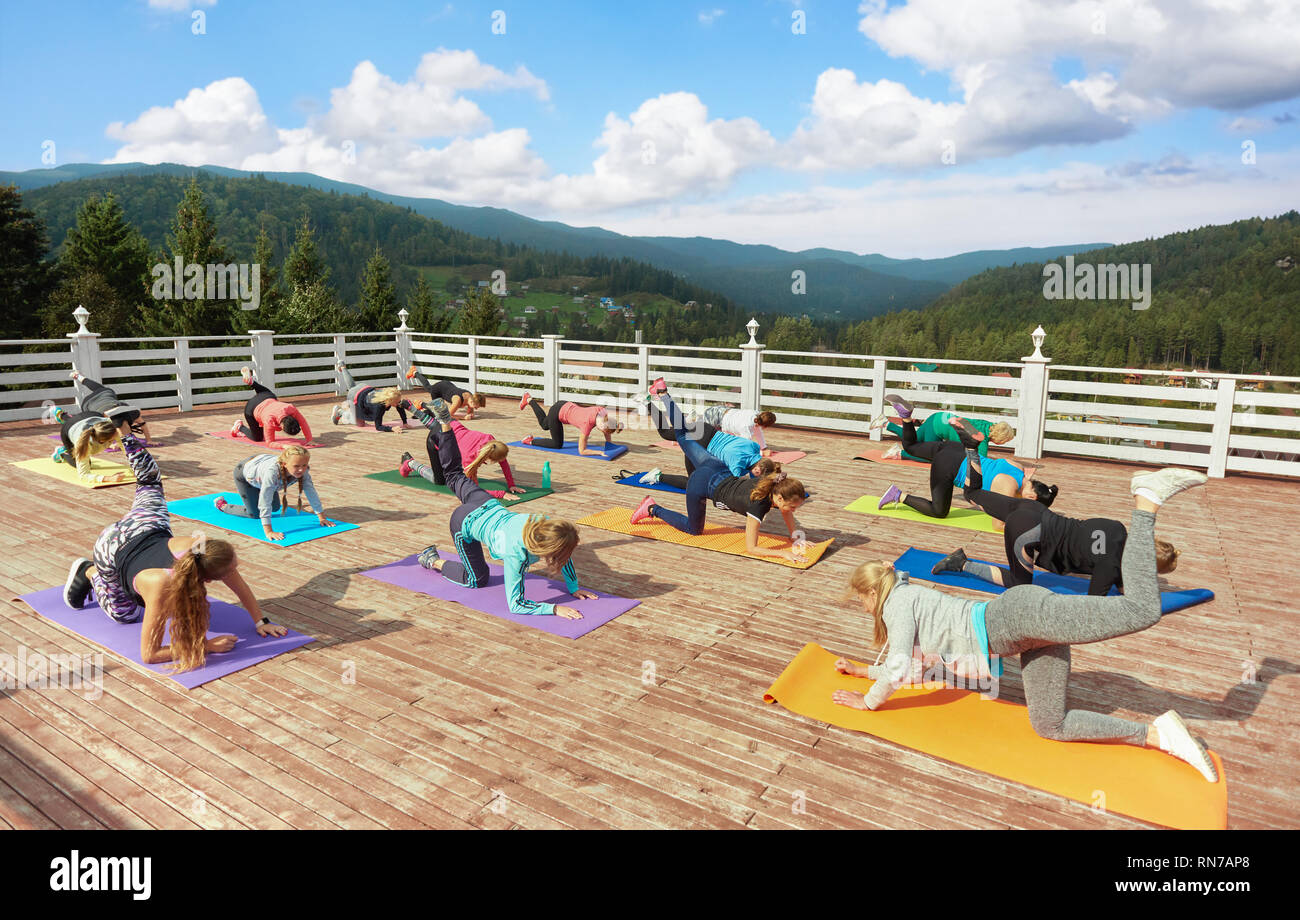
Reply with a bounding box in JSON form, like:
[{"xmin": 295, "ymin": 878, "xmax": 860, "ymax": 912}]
[
  {"xmin": 401, "ymin": 451, "xmax": 414, "ymax": 467},
  {"xmin": 931, "ymin": 548, "xmax": 968, "ymax": 576},
  {"xmin": 64, "ymin": 558, "xmax": 93, "ymax": 609}
]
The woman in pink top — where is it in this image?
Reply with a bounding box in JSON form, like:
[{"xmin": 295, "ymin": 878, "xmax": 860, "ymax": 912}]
[
  {"xmin": 401, "ymin": 414, "xmax": 527, "ymax": 502},
  {"xmin": 230, "ymin": 366, "xmax": 313, "ymax": 444},
  {"xmin": 518, "ymin": 393, "xmax": 621, "ymax": 457}
]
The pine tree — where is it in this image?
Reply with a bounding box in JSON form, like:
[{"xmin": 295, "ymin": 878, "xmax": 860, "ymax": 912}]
[
  {"xmin": 457, "ymin": 286, "xmax": 503, "ymax": 336},
  {"xmin": 359, "ymin": 246, "xmax": 398, "ymax": 330},
  {"xmin": 144, "ymin": 179, "xmax": 233, "ymax": 336},
  {"xmin": 232, "ymin": 224, "xmax": 283, "ymax": 333},
  {"xmin": 0, "ymin": 185, "xmax": 58, "ymax": 338},
  {"xmin": 406, "ymin": 274, "xmax": 440, "ymax": 331},
  {"xmin": 49, "ymin": 192, "xmax": 151, "ymax": 336},
  {"xmin": 283, "ymin": 213, "xmax": 329, "ymax": 294}
]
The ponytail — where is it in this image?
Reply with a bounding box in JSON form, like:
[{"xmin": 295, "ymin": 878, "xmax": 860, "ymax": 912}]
[
  {"xmin": 160, "ymin": 539, "xmax": 236, "ymax": 673},
  {"xmin": 845, "ymin": 561, "xmax": 899, "ymax": 648},
  {"xmin": 750, "ymin": 471, "xmax": 806, "ymax": 505},
  {"xmin": 73, "ymin": 419, "xmax": 118, "ymax": 465},
  {"xmin": 466, "ymin": 440, "xmax": 508, "ymax": 480}
]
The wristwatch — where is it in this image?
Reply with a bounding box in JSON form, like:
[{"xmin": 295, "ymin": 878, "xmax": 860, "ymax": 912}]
[{"xmin": 258, "ymin": 617, "xmax": 271, "ymax": 626}]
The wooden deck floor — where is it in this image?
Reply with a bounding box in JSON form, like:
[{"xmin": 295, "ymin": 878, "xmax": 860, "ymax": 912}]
[{"xmin": 1, "ymin": 394, "xmax": 1297, "ymax": 829}]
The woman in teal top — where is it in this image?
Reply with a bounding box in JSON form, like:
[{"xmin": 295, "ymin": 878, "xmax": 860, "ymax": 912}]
[
  {"xmin": 870, "ymin": 395, "xmax": 1015, "ymax": 462},
  {"xmin": 416, "ymin": 399, "xmax": 596, "ymax": 619}
]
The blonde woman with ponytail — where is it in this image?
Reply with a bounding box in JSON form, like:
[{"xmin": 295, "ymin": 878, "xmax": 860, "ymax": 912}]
[
  {"xmin": 332, "ymin": 362, "xmax": 409, "ymax": 432},
  {"xmin": 400, "ymin": 409, "xmax": 527, "ymax": 501},
  {"xmin": 415, "ymin": 399, "xmax": 597, "ymax": 619},
  {"xmin": 51, "ymin": 407, "xmax": 131, "ymax": 484},
  {"xmin": 631, "ymin": 389, "xmax": 810, "ymax": 562},
  {"xmin": 62, "ymin": 434, "xmax": 284, "ymax": 672},
  {"xmin": 833, "ymin": 469, "xmax": 1220, "ymax": 783},
  {"xmin": 214, "ymin": 445, "xmax": 335, "ymax": 542}
]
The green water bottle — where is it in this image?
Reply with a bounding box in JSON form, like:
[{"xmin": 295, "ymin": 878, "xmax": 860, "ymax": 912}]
[{"xmin": 542, "ymin": 461, "xmax": 552, "ymax": 489}]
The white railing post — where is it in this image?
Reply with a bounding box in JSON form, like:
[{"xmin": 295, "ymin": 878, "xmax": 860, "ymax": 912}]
[
  {"xmin": 1207, "ymin": 377, "xmax": 1237, "ymax": 478},
  {"xmin": 67, "ymin": 306, "xmax": 101, "ymax": 401},
  {"xmin": 394, "ymin": 309, "xmax": 412, "ymax": 388},
  {"xmin": 175, "ymin": 338, "xmax": 193, "ymax": 411},
  {"xmin": 332, "ymin": 334, "xmax": 346, "ymax": 395},
  {"xmin": 1017, "ymin": 326, "xmax": 1050, "ymax": 461},
  {"xmin": 249, "ymin": 329, "xmax": 276, "ymax": 391},
  {"xmin": 542, "ymin": 334, "xmax": 562, "ymax": 404},
  {"xmin": 636, "ymin": 342, "xmax": 650, "ymax": 415},
  {"xmin": 466, "ymin": 336, "xmax": 480, "ymax": 393},
  {"xmin": 868, "ymin": 358, "xmax": 888, "ymax": 441},
  {"xmin": 740, "ymin": 318, "xmax": 763, "ymax": 412}
]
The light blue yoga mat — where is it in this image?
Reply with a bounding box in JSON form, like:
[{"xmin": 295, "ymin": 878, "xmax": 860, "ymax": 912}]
[
  {"xmin": 507, "ymin": 441, "xmax": 629, "ymax": 461},
  {"xmin": 894, "ymin": 548, "xmax": 1214, "ymax": 614},
  {"xmin": 168, "ymin": 492, "xmax": 359, "ymax": 546}
]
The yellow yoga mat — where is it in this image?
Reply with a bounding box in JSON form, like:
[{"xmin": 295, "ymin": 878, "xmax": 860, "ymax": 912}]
[
  {"xmin": 11, "ymin": 457, "xmax": 160, "ymax": 489},
  {"xmin": 577, "ymin": 507, "xmax": 834, "ymax": 569},
  {"xmin": 846, "ymin": 495, "xmax": 1002, "ymax": 534},
  {"xmin": 764, "ymin": 643, "xmax": 1228, "ymax": 830}
]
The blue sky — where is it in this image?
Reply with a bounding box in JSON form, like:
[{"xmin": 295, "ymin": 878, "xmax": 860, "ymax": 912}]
[{"xmin": 2, "ymin": 0, "xmax": 1298, "ymax": 256}]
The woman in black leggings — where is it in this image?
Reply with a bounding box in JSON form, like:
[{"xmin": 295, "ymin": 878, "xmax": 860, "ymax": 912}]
[
  {"xmin": 70, "ymin": 370, "xmax": 152, "ymax": 441},
  {"xmin": 933, "ymin": 487, "xmax": 1181, "ymax": 596}
]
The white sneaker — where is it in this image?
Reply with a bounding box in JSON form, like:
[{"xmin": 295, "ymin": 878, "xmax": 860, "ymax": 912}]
[
  {"xmin": 331, "ymin": 405, "xmax": 342, "ymax": 425},
  {"xmin": 640, "ymin": 468, "xmax": 662, "ymax": 484},
  {"xmin": 1131, "ymin": 468, "xmax": 1208, "ymax": 505},
  {"xmin": 1153, "ymin": 710, "xmax": 1217, "ymax": 782},
  {"xmin": 868, "ymin": 414, "xmax": 888, "ymax": 432},
  {"xmin": 883, "ymin": 444, "xmax": 902, "ymax": 460}
]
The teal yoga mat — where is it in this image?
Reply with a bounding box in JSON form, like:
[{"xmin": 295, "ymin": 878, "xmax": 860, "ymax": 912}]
[{"xmin": 168, "ymin": 493, "xmax": 359, "ymax": 546}]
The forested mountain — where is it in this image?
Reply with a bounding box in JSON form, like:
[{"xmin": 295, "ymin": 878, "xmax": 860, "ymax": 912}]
[
  {"xmin": 832, "ymin": 212, "xmax": 1300, "ymax": 375},
  {"xmin": 3, "ymin": 162, "xmax": 1104, "ymax": 315}
]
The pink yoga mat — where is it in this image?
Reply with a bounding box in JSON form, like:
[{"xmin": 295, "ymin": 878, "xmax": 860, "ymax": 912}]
[
  {"xmin": 853, "ymin": 448, "xmax": 929, "ymax": 468},
  {"xmin": 18, "ymin": 586, "xmax": 315, "ymax": 690},
  {"xmin": 360, "ymin": 552, "xmax": 639, "ymax": 639},
  {"xmin": 652, "ymin": 440, "xmax": 806, "ymax": 464},
  {"xmin": 206, "ymin": 430, "xmax": 324, "ymax": 449}
]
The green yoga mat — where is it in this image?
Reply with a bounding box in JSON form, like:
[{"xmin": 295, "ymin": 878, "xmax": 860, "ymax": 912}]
[
  {"xmin": 845, "ymin": 495, "xmax": 1002, "ymax": 534},
  {"xmin": 363, "ymin": 469, "xmax": 553, "ymax": 504}
]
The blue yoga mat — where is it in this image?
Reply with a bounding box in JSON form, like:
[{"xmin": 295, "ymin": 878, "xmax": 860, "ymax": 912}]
[
  {"xmin": 894, "ymin": 548, "xmax": 1214, "ymax": 614},
  {"xmin": 507, "ymin": 441, "xmax": 628, "ymax": 461},
  {"xmin": 168, "ymin": 493, "xmax": 360, "ymax": 546},
  {"xmin": 613, "ymin": 472, "xmax": 686, "ymax": 494}
]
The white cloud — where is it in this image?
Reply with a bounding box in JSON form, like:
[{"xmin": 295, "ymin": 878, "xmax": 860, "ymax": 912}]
[
  {"xmin": 591, "ymin": 151, "xmax": 1300, "ymax": 257},
  {"xmin": 858, "ymin": 0, "xmax": 1300, "ymax": 112},
  {"xmin": 105, "ymin": 77, "xmax": 277, "ymax": 165},
  {"xmin": 699, "ymin": 9, "xmax": 725, "ymax": 25}
]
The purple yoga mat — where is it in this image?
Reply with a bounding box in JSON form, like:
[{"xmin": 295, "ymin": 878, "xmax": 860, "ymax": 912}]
[
  {"xmin": 18, "ymin": 586, "xmax": 315, "ymax": 690},
  {"xmin": 360, "ymin": 552, "xmax": 639, "ymax": 639}
]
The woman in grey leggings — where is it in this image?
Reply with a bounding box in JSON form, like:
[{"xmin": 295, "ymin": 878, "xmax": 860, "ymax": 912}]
[{"xmin": 834, "ymin": 467, "xmax": 1219, "ymax": 782}]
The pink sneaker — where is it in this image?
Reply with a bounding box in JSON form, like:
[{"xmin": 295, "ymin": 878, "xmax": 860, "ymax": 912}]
[
  {"xmin": 518, "ymin": 392, "xmax": 532, "ymax": 410},
  {"xmin": 648, "ymin": 377, "xmax": 667, "ymax": 396},
  {"xmin": 630, "ymin": 495, "xmax": 656, "ymax": 524},
  {"xmin": 521, "ymin": 435, "xmax": 534, "ymax": 445},
  {"xmin": 230, "ymin": 420, "xmax": 244, "ymax": 438},
  {"xmin": 213, "ymin": 496, "xmax": 230, "ymax": 514}
]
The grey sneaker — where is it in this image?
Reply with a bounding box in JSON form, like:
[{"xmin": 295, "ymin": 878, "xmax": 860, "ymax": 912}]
[
  {"xmin": 884, "ymin": 393, "xmax": 913, "ymax": 418},
  {"xmin": 429, "ymin": 398, "xmax": 452, "ymax": 425},
  {"xmin": 1131, "ymin": 468, "xmax": 1207, "ymax": 505}
]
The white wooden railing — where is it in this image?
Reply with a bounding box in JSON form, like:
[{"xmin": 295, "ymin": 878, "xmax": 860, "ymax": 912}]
[{"xmin": 4, "ymin": 307, "xmax": 1298, "ymax": 479}]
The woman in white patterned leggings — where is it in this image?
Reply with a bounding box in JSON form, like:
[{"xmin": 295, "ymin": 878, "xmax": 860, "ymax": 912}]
[{"xmin": 61, "ymin": 435, "xmax": 285, "ymax": 672}]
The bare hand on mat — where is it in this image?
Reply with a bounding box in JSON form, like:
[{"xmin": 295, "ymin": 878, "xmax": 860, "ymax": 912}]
[
  {"xmin": 832, "ymin": 689, "xmax": 869, "ymax": 710},
  {"xmin": 206, "ymin": 634, "xmax": 238, "ymax": 653},
  {"xmin": 257, "ymin": 620, "xmax": 288, "ymax": 638},
  {"xmin": 317, "ymin": 515, "xmax": 336, "ymax": 528},
  {"xmin": 500, "ymin": 492, "xmax": 521, "ymax": 502},
  {"xmin": 554, "ymin": 606, "xmax": 584, "ymax": 620},
  {"xmin": 265, "ymin": 530, "xmax": 286, "ymax": 541},
  {"xmin": 834, "ymin": 657, "xmax": 869, "ymax": 679}
]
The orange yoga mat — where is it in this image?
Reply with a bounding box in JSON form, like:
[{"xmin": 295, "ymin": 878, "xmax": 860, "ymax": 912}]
[
  {"xmin": 577, "ymin": 507, "xmax": 833, "ymax": 569},
  {"xmin": 763, "ymin": 642, "xmax": 1228, "ymax": 829},
  {"xmin": 652, "ymin": 440, "xmax": 806, "ymax": 464}
]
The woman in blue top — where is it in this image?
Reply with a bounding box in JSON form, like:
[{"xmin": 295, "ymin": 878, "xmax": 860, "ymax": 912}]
[
  {"xmin": 416, "ymin": 398, "xmax": 596, "ymax": 619},
  {"xmin": 647, "ymin": 379, "xmax": 764, "ymax": 478},
  {"xmin": 878, "ymin": 414, "xmax": 1047, "ymax": 519}
]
